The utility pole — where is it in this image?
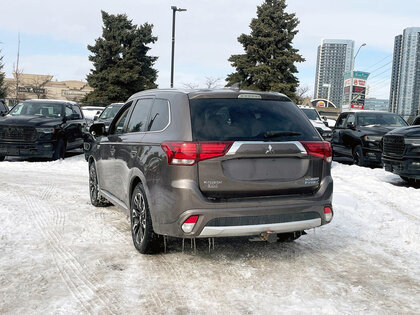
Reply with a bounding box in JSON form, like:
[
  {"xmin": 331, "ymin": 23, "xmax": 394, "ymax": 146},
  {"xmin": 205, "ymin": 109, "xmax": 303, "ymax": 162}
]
[
  {"xmin": 14, "ymin": 33, "xmax": 21, "ymax": 105},
  {"xmin": 170, "ymin": 6, "xmax": 186, "ymax": 88}
]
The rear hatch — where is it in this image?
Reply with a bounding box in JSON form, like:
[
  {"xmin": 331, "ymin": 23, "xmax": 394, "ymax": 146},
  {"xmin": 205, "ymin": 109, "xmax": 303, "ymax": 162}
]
[{"xmin": 187, "ymin": 94, "xmax": 330, "ymax": 198}]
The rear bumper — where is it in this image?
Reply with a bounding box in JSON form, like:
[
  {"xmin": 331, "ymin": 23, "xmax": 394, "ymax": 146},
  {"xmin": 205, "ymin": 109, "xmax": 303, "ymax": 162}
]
[
  {"xmin": 0, "ymin": 141, "xmax": 55, "ymax": 158},
  {"xmin": 382, "ymin": 156, "xmax": 420, "ymax": 179},
  {"xmin": 199, "ymin": 218, "xmax": 321, "ymax": 237},
  {"xmin": 152, "ymin": 175, "xmax": 333, "ymax": 238}
]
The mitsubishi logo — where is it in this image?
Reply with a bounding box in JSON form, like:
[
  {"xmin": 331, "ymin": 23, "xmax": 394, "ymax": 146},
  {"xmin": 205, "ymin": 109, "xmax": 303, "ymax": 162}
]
[{"xmin": 265, "ymin": 144, "xmax": 274, "ymax": 154}]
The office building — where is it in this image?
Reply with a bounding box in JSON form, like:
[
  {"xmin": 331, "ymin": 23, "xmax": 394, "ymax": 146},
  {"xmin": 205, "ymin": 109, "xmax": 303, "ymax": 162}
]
[
  {"xmin": 314, "ymin": 39, "xmax": 354, "ymax": 108},
  {"xmin": 389, "ymin": 27, "xmax": 420, "ymax": 120},
  {"xmin": 365, "ymin": 98, "xmax": 389, "ymax": 111}
]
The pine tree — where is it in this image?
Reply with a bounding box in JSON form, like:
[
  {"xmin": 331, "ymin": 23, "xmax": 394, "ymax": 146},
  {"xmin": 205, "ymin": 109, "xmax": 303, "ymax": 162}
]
[
  {"xmin": 0, "ymin": 51, "xmax": 7, "ymax": 99},
  {"xmin": 85, "ymin": 11, "xmax": 158, "ymax": 104},
  {"xmin": 226, "ymin": 0, "xmax": 304, "ymax": 100}
]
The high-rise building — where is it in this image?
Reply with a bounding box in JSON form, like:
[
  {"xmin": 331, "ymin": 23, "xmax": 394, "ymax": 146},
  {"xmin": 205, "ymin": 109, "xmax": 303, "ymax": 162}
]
[
  {"xmin": 314, "ymin": 39, "xmax": 354, "ymax": 108},
  {"xmin": 389, "ymin": 27, "xmax": 420, "ymax": 120}
]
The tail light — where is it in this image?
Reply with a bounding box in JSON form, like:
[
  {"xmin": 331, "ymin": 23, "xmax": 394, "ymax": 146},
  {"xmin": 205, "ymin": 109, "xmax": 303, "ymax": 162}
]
[
  {"xmin": 181, "ymin": 215, "xmax": 199, "ymax": 233},
  {"xmin": 300, "ymin": 141, "xmax": 332, "ymax": 162},
  {"xmin": 161, "ymin": 141, "xmax": 233, "ymax": 166},
  {"xmin": 324, "ymin": 206, "xmax": 333, "ymax": 222}
]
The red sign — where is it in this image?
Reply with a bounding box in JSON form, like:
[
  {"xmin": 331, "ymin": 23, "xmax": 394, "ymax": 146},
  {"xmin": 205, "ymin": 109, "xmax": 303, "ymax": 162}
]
[
  {"xmin": 353, "ymin": 79, "xmax": 366, "ymax": 87},
  {"xmin": 351, "ymin": 104, "xmax": 364, "ymax": 109}
]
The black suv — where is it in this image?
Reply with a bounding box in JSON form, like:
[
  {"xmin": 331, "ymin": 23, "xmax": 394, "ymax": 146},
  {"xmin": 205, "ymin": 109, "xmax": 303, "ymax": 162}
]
[
  {"xmin": 0, "ymin": 99, "xmax": 85, "ymax": 161},
  {"xmin": 382, "ymin": 125, "xmax": 420, "ymax": 183},
  {"xmin": 331, "ymin": 111, "xmax": 408, "ymax": 166},
  {"xmin": 87, "ymin": 89, "xmax": 333, "ymax": 254}
]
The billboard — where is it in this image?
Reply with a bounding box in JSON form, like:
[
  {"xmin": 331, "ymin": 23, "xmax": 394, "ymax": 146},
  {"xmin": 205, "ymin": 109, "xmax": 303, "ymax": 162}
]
[{"xmin": 342, "ymin": 71, "xmax": 370, "ymax": 110}]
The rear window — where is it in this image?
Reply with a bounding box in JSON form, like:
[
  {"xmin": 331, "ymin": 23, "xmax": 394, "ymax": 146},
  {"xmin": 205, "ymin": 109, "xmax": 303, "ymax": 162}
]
[{"xmin": 189, "ymin": 98, "xmax": 320, "ymax": 141}]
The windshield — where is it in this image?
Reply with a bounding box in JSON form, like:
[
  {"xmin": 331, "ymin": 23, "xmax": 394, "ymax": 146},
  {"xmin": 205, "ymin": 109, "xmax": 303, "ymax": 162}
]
[
  {"xmin": 189, "ymin": 98, "xmax": 320, "ymax": 141},
  {"xmin": 358, "ymin": 113, "xmax": 408, "ymax": 127},
  {"xmin": 99, "ymin": 105, "xmax": 122, "ymax": 120},
  {"xmin": 9, "ymin": 101, "xmax": 64, "ymax": 118},
  {"xmin": 301, "ymin": 108, "xmax": 321, "ymax": 121}
]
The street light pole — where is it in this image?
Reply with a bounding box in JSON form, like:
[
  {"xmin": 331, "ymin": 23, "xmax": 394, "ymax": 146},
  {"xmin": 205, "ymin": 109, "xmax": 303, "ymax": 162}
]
[
  {"xmin": 323, "ymin": 83, "xmax": 331, "ymax": 106},
  {"xmin": 353, "ymin": 43, "xmax": 366, "ymax": 70},
  {"xmin": 170, "ymin": 6, "xmax": 186, "ymax": 88},
  {"xmin": 349, "ymin": 43, "xmax": 367, "ymax": 106}
]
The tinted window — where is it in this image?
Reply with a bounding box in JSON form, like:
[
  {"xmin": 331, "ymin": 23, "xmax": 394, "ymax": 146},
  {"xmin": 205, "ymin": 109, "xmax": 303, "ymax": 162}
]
[
  {"xmin": 189, "ymin": 98, "xmax": 320, "ymax": 141},
  {"xmin": 336, "ymin": 114, "xmax": 348, "ymax": 128},
  {"xmin": 357, "ymin": 113, "xmax": 407, "ymax": 127},
  {"xmin": 115, "ymin": 107, "xmax": 131, "ymax": 134},
  {"xmin": 127, "ymin": 99, "xmax": 153, "ymax": 133},
  {"xmin": 346, "ymin": 114, "xmax": 355, "ymax": 125},
  {"xmin": 0, "ymin": 102, "xmax": 7, "ymax": 112},
  {"xmin": 72, "ymin": 105, "xmax": 83, "ymax": 119},
  {"xmin": 147, "ymin": 99, "xmax": 169, "ymax": 131},
  {"xmin": 65, "ymin": 106, "xmax": 73, "ymax": 117}
]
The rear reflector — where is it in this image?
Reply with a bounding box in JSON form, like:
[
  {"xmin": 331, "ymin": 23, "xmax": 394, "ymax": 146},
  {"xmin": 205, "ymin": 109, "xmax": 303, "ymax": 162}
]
[
  {"xmin": 324, "ymin": 206, "xmax": 333, "ymax": 222},
  {"xmin": 161, "ymin": 141, "xmax": 233, "ymax": 166},
  {"xmin": 181, "ymin": 215, "xmax": 199, "ymax": 233},
  {"xmin": 300, "ymin": 141, "xmax": 332, "ymax": 162}
]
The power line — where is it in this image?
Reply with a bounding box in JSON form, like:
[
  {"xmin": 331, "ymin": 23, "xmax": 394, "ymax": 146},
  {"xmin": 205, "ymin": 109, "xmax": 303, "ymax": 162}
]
[
  {"xmin": 369, "ymin": 61, "xmax": 392, "ymax": 75},
  {"xmin": 369, "ymin": 67, "xmax": 392, "ymax": 80},
  {"xmin": 365, "ymin": 54, "xmax": 392, "ymax": 71}
]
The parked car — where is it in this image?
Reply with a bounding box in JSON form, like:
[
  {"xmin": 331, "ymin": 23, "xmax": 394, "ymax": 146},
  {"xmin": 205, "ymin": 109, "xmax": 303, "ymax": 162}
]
[
  {"xmin": 86, "ymin": 89, "xmax": 334, "ymax": 254},
  {"xmin": 382, "ymin": 125, "xmax": 420, "ymax": 183},
  {"xmin": 0, "ymin": 100, "xmax": 8, "ymax": 116},
  {"xmin": 331, "ymin": 111, "xmax": 408, "ymax": 166},
  {"xmin": 0, "ymin": 99, "xmax": 86, "ymax": 161},
  {"xmin": 298, "ymin": 105, "xmax": 332, "ymax": 141},
  {"xmin": 81, "ymin": 106, "xmax": 105, "ymax": 121},
  {"xmin": 93, "ymin": 103, "xmax": 124, "ymax": 130}
]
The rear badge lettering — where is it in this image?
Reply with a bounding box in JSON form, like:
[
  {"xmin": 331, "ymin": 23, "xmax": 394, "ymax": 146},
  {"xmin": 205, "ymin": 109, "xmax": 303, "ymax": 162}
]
[
  {"xmin": 203, "ymin": 180, "xmax": 222, "ymax": 189},
  {"xmin": 304, "ymin": 177, "xmax": 319, "ymax": 185}
]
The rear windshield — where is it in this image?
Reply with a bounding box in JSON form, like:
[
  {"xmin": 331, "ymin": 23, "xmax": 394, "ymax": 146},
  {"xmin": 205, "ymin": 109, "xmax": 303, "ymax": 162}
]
[
  {"xmin": 357, "ymin": 113, "xmax": 407, "ymax": 127},
  {"xmin": 189, "ymin": 98, "xmax": 320, "ymax": 141},
  {"xmin": 301, "ymin": 108, "xmax": 321, "ymax": 121}
]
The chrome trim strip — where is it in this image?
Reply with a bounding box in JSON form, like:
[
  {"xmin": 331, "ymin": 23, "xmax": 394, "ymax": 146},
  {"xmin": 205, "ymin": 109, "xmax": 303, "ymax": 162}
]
[
  {"xmin": 100, "ymin": 189, "xmax": 129, "ymax": 213},
  {"xmin": 226, "ymin": 141, "xmax": 307, "ymax": 155},
  {"xmin": 198, "ymin": 218, "xmax": 321, "ymax": 238}
]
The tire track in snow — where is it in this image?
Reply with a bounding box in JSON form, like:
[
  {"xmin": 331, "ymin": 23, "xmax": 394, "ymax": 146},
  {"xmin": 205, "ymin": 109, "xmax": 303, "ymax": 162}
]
[{"xmin": 22, "ymin": 192, "xmax": 121, "ymax": 314}]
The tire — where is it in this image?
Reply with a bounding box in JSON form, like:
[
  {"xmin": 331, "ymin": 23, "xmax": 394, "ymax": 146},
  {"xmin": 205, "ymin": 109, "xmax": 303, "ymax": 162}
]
[
  {"xmin": 130, "ymin": 183, "xmax": 163, "ymax": 254},
  {"xmin": 353, "ymin": 145, "xmax": 366, "ymax": 167},
  {"xmin": 277, "ymin": 231, "xmax": 305, "ymax": 242},
  {"xmin": 89, "ymin": 162, "xmax": 111, "ymax": 207},
  {"xmin": 0, "ymin": 156, "xmax": 5, "ymax": 162},
  {"xmin": 400, "ymin": 176, "xmax": 418, "ymax": 185},
  {"xmin": 52, "ymin": 139, "xmax": 66, "ymax": 160}
]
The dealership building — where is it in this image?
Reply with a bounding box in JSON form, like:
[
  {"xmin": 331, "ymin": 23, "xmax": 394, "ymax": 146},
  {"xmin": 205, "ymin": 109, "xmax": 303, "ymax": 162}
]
[{"xmin": 3, "ymin": 73, "xmax": 93, "ymax": 107}]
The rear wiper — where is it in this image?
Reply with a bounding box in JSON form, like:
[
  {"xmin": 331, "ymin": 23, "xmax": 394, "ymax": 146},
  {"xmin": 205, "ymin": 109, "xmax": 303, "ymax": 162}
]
[{"xmin": 263, "ymin": 131, "xmax": 302, "ymax": 139}]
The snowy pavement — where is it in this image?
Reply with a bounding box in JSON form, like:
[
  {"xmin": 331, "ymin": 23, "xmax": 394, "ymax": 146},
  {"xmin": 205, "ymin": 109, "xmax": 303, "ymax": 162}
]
[{"xmin": 0, "ymin": 155, "xmax": 419, "ymax": 314}]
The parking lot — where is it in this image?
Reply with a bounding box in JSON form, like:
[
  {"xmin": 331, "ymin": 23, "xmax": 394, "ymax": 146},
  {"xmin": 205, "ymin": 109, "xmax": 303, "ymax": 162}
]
[{"xmin": 0, "ymin": 155, "xmax": 419, "ymax": 314}]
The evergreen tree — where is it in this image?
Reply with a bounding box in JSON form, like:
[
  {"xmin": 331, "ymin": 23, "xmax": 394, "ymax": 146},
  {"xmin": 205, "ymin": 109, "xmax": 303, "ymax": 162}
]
[
  {"xmin": 0, "ymin": 51, "xmax": 7, "ymax": 99},
  {"xmin": 226, "ymin": 0, "xmax": 304, "ymax": 100},
  {"xmin": 85, "ymin": 11, "xmax": 158, "ymax": 104}
]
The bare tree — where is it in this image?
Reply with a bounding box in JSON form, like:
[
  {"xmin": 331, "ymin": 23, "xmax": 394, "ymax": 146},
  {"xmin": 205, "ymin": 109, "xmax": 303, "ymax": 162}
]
[
  {"xmin": 13, "ymin": 33, "xmax": 23, "ymax": 105},
  {"xmin": 182, "ymin": 82, "xmax": 199, "ymax": 89},
  {"xmin": 204, "ymin": 77, "xmax": 222, "ymax": 89},
  {"xmin": 295, "ymin": 85, "xmax": 310, "ymax": 104},
  {"xmin": 30, "ymin": 75, "xmax": 53, "ymax": 99}
]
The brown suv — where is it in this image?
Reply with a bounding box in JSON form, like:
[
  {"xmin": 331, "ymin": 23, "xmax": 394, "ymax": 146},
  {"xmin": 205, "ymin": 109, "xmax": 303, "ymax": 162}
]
[{"xmin": 87, "ymin": 89, "xmax": 334, "ymax": 253}]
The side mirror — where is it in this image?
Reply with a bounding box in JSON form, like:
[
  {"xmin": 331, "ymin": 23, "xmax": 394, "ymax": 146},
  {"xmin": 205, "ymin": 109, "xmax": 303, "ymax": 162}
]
[
  {"xmin": 67, "ymin": 113, "xmax": 80, "ymax": 120},
  {"xmin": 89, "ymin": 123, "xmax": 106, "ymax": 137},
  {"xmin": 93, "ymin": 115, "xmax": 99, "ymax": 121},
  {"xmin": 346, "ymin": 122, "xmax": 356, "ymax": 130},
  {"xmin": 96, "ymin": 110, "xmax": 101, "ymax": 115}
]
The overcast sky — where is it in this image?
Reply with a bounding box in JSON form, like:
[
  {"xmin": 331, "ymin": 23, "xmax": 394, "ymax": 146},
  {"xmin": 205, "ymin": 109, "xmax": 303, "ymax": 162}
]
[{"xmin": 0, "ymin": 0, "xmax": 418, "ymax": 99}]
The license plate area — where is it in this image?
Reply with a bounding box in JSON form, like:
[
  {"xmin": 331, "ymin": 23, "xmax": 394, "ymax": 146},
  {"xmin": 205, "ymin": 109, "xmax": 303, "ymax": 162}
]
[{"xmin": 7, "ymin": 147, "xmax": 20, "ymax": 155}]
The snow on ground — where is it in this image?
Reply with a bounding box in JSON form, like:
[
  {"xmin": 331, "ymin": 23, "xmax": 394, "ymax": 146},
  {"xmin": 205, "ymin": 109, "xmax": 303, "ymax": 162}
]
[{"xmin": 0, "ymin": 155, "xmax": 419, "ymax": 314}]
